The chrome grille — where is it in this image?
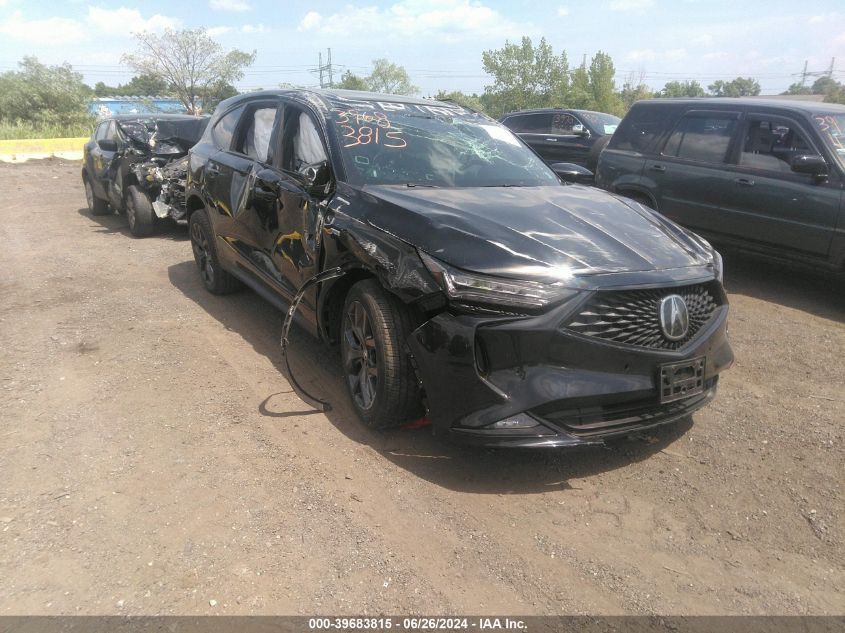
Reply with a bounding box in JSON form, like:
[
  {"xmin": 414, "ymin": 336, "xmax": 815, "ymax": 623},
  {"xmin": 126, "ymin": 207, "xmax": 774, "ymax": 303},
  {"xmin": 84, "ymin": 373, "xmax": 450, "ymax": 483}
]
[{"xmin": 564, "ymin": 283, "xmax": 719, "ymax": 350}]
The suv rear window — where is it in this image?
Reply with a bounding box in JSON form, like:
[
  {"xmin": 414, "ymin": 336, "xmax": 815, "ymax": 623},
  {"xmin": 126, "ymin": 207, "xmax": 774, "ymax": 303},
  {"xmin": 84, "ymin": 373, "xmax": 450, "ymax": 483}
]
[
  {"xmin": 211, "ymin": 105, "xmax": 245, "ymax": 150},
  {"xmin": 503, "ymin": 113, "xmax": 552, "ymax": 134},
  {"xmin": 662, "ymin": 113, "xmax": 737, "ymax": 163},
  {"xmin": 607, "ymin": 104, "xmax": 676, "ymax": 153}
]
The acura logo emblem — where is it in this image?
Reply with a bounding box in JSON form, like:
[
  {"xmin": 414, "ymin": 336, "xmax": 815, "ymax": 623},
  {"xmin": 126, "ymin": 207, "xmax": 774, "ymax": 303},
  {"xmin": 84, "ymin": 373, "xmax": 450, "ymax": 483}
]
[{"xmin": 659, "ymin": 294, "xmax": 689, "ymax": 341}]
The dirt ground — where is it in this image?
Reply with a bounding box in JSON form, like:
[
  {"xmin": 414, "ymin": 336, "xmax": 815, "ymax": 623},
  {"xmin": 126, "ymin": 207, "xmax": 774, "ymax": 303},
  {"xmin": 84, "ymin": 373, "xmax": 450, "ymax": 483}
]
[{"xmin": 0, "ymin": 159, "xmax": 842, "ymax": 616}]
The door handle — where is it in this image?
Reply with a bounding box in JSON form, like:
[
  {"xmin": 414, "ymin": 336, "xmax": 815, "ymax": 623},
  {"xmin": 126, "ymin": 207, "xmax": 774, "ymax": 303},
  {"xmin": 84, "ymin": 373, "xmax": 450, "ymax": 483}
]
[
  {"xmin": 545, "ymin": 138, "xmax": 558, "ymax": 142},
  {"xmin": 735, "ymin": 177, "xmax": 755, "ymax": 187},
  {"xmin": 650, "ymin": 164, "xmax": 666, "ymax": 172}
]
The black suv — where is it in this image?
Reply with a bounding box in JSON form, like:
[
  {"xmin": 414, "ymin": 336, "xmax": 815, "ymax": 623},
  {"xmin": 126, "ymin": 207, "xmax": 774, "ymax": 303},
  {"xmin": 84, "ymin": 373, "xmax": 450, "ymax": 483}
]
[
  {"xmin": 596, "ymin": 98, "xmax": 845, "ymax": 272},
  {"xmin": 82, "ymin": 114, "xmax": 208, "ymax": 236},
  {"xmin": 185, "ymin": 89, "xmax": 732, "ymax": 447},
  {"xmin": 500, "ymin": 108, "xmax": 620, "ymax": 169}
]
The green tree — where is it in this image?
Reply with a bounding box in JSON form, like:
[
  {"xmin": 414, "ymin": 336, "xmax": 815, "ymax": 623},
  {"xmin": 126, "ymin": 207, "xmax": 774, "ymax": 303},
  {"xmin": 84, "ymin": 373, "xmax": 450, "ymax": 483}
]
[
  {"xmin": 434, "ymin": 90, "xmax": 485, "ymax": 113},
  {"xmin": 782, "ymin": 81, "xmax": 812, "ymax": 96},
  {"xmin": 659, "ymin": 80, "xmax": 706, "ymax": 98},
  {"xmin": 336, "ymin": 70, "xmax": 368, "ymax": 91},
  {"xmin": 567, "ymin": 59, "xmax": 593, "ymax": 110},
  {"xmin": 0, "ymin": 56, "xmax": 93, "ymax": 129},
  {"xmin": 122, "ymin": 28, "xmax": 255, "ymax": 114},
  {"xmin": 364, "ymin": 59, "xmax": 417, "ymax": 95},
  {"xmin": 620, "ymin": 72, "xmax": 652, "ymax": 111},
  {"xmin": 94, "ymin": 74, "xmax": 172, "ymax": 97},
  {"xmin": 708, "ymin": 77, "xmax": 760, "ymax": 97},
  {"xmin": 481, "ymin": 37, "xmax": 569, "ymax": 117},
  {"xmin": 588, "ymin": 51, "xmax": 623, "ymax": 115}
]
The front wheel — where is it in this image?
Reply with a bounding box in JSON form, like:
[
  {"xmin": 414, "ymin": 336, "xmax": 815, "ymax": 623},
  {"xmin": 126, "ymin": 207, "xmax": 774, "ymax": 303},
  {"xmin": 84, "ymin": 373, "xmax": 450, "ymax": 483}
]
[
  {"xmin": 341, "ymin": 280, "xmax": 422, "ymax": 429},
  {"xmin": 125, "ymin": 185, "xmax": 155, "ymax": 237}
]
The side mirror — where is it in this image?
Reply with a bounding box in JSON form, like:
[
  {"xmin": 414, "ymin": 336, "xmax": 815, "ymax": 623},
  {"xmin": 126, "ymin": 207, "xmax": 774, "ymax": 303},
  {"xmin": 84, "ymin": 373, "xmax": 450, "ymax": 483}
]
[
  {"xmin": 550, "ymin": 162, "xmax": 594, "ymax": 184},
  {"xmin": 572, "ymin": 124, "xmax": 590, "ymax": 137},
  {"xmin": 302, "ymin": 160, "xmax": 331, "ymax": 195},
  {"xmin": 97, "ymin": 139, "xmax": 118, "ymax": 152},
  {"xmin": 790, "ymin": 154, "xmax": 828, "ymax": 179},
  {"xmin": 253, "ymin": 168, "xmax": 281, "ymax": 202}
]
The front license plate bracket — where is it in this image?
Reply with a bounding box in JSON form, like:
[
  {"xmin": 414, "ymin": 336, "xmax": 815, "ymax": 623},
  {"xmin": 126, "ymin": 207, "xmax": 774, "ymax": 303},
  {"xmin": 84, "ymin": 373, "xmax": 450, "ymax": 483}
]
[{"xmin": 660, "ymin": 357, "xmax": 705, "ymax": 403}]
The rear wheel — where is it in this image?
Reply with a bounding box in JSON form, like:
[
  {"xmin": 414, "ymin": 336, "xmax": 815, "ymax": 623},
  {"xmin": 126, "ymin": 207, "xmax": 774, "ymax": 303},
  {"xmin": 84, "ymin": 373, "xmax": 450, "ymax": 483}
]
[
  {"xmin": 189, "ymin": 209, "xmax": 241, "ymax": 295},
  {"xmin": 341, "ymin": 280, "xmax": 422, "ymax": 429},
  {"xmin": 84, "ymin": 177, "xmax": 110, "ymax": 216},
  {"xmin": 585, "ymin": 135, "xmax": 611, "ymax": 172},
  {"xmin": 125, "ymin": 185, "xmax": 155, "ymax": 237}
]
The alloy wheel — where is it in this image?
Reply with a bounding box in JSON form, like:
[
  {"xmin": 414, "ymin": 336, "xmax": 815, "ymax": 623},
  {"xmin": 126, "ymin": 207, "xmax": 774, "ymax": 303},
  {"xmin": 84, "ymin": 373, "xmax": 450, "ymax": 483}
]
[
  {"xmin": 343, "ymin": 300, "xmax": 379, "ymax": 410},
  {"xmin": 190, "ymin": 220, "xmax": 215, "ymax": 287},
  {"xmin": 84, "ymin": 180, "xmax": 94, "ymax": 210}
]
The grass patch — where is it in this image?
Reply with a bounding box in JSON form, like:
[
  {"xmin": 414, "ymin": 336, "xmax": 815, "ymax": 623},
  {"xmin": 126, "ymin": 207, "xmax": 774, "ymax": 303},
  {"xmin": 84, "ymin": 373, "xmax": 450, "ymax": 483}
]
[{"xmin": 0, "ymin": 119, "xmax": 94, "ymax": 140}]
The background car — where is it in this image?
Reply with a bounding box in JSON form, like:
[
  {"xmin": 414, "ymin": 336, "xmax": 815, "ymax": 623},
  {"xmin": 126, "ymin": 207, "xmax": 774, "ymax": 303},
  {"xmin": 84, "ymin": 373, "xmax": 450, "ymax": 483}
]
[
  {"xmin": 595, "ymin": 98, "xmax": 845, "ymax": 273},
  {"xmin": 81, "ymin": 114, "xmax": 208, "ymax": 237},
  {"xmin": 184, "ymin": 89, "xmax": 731, "ymax": 447},
  {"xmin": 499, "ymin": 108, "xmax": 620, "ymax": 170}
]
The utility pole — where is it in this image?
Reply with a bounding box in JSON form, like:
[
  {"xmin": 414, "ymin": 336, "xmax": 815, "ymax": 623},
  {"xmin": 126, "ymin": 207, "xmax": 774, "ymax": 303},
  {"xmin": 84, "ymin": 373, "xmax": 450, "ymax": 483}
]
[
  {"xmin": 828, "ymin": 57, "xmax": 836, "ymax": 78},
  {"xmin": 800, "ymin": 60, "xmax": 808, "ymax": 88},
  {"xmin": 316, "ymin": 48, "xmax": 335, "ymax": 89}
]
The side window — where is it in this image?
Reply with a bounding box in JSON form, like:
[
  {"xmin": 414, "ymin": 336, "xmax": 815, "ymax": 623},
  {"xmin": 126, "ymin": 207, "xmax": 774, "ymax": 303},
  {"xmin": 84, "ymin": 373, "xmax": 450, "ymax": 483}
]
[
  {"xmin": 551, "ymin": 113, "xmax": 579, "ymax": 135},
  {"xmin": 211, "ymin": 105, "xmax": 245, "ymax": 150},
  {"xmin": 739, "ymin": 117, "xmax": 813, "ymax": 173},
  {"xmin": 608, "ymin": 105, "xmax": 676, "ymax": 153},
  {"xmin": 280, "ymin": 107, "xmax": 328, "ymax": 175},
  {"xmin": 235, "ymin": 105, "xmax": 279, "ymax": 162},
  {"xmin": 94, "ymin": 122, "xmax": 108, "ymax": 141},
  {"xmin": 503, "ymin": 113, "xmax": 552, "ymax": 134},
  {"xmin": 662, "ymin": 113, "xmax": 737, "ymax": 164}
]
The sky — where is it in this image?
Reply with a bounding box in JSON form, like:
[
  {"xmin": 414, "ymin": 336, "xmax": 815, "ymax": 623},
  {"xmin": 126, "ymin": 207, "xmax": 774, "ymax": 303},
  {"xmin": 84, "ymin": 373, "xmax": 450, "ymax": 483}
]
[{"xmin": 0, "ymin": 0, "xmax": 844, "ymax": 96}]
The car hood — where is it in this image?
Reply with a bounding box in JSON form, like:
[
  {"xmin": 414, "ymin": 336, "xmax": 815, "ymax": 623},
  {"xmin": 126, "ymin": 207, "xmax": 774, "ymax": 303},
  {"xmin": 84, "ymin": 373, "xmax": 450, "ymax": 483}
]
[{"xmin": 349, "ymin": 184, "xmax": 714, "ymax": 283}]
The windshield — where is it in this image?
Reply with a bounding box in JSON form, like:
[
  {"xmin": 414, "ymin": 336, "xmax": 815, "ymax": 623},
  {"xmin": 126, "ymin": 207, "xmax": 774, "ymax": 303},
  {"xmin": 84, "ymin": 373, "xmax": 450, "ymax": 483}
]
[
  {"xmin": 327, "ymin": 99, "xmax": 559, "ymax": 188},
  {"xmin": 812, "ymin": 113, "xmax": 845, "ymax": 168},
  {"xmin": 576, "ymin": 110, "xmax": 621, "ymax": 135},
  {"xmin": 117, "ymin": 118, "xmax": 207, "ymax": 151}
]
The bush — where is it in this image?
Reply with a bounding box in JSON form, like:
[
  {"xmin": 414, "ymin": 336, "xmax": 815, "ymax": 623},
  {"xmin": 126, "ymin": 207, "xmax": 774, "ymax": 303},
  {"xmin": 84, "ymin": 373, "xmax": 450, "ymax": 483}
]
[
  {"xmin": 0, "ymin": 56, "xmax": 95, "ymax": 138},
  {"xmin": 0, "ymin": 119, "xmax": 95, "ymax": 140}
]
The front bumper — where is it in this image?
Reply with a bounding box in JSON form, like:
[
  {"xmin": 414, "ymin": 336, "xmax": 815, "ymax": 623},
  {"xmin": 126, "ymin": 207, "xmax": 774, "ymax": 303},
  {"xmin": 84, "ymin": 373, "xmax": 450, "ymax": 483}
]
[{"xmin": 407, "ymin": 284, "xmax": 733, "ymax": 448}]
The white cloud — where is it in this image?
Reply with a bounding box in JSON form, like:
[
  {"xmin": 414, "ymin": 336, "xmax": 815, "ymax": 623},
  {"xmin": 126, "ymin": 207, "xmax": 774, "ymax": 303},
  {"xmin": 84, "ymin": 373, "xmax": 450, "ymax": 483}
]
[
  {"xmin": 87, "ymin": 7, "xmax": 180, "ymax": 35},
  {"xmin": 609, "ymin": 0, "xmax": 655, "ymax": 11},
  {"xmin": 298, "ymin": 11, "xmax": 322, "ymax": 31},
  {"xmin": 665, "ymin": 48, "xmax": 687, "ymax": 61},
  {"xmin": 0, "ymin": 10, "xmax": 85, "ymax": 44},
  {"xmin": 207, "ymin": 25, "xmax": 233, "ymax": 37},
  {"xmin": 296, "ymin": 0, "xmax": 523, "ymax": 41},
  {"xmin": 808, "ymin": 12, "xmax": 839, "ymax": 25},
  {"xmin": 241, "ymin": 23, "xmax": 267, "ymax": 33},
  {"xmin": 209, "ymin": 0, "xmax": 251, "ymax": 11},
  {"xmin": 702, "ymin": 51, "xmax": 729, "ymax": 61},
  {"xmin": 557, "ymin": 6, "xmax": 570, "ymax": 17},
  {"xmin": 625, "ymin": 48, "xmax": 656, "ymax": 62}
]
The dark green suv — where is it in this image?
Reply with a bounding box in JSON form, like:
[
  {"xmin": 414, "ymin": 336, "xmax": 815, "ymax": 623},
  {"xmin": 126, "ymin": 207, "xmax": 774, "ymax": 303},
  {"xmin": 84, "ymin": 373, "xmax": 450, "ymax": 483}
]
[{"xmin": 595, "ymin": 98, "xmax": 845, "ymax": 272}]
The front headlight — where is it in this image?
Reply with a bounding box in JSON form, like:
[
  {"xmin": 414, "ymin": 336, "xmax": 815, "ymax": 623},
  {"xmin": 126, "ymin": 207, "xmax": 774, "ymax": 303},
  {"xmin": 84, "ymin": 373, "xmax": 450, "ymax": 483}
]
[
  {"xmin": 419, "ymin": 251, "xmax": 580, "ymax": 311},
  {"xmin": 712, "ymin": 248, "xmax": 723, "ymax": 283}
]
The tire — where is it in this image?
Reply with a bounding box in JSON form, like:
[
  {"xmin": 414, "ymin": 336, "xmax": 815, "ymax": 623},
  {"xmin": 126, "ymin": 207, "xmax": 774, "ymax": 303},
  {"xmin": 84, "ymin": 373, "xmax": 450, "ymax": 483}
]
[
  {"xmin": 83, "ymin": 176, "xmax": 110, "ymax": 216},
  {"xmin": 585, "ymin": 134, "xmax": 611, "ymax": 172},
  {"xmin": 188, "ymin": 208, "xmax": 242, "ymax": 295},
  {"xmin": 341, "ymin": 279, "xmax": 422, "ymax": 429},
  {"xmin": 125, "ymin": 185, "xmax": 155, "ymax": 237}
]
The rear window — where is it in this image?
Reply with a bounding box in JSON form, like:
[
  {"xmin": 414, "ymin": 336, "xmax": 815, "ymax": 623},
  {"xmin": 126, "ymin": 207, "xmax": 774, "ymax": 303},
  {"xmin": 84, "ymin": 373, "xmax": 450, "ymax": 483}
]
[
  {"xmin": 607, "ymin": 104, "xmax": 676, "ymax": 153},
  {"xmin": 211, "ymin": 105, "xmax": 245, "ymax": 150},
  {"xmin": 502, "ymin": 113, "xmax": 552, "ymax": 134},
  {"xmin": 662, "ymin": 112, "xmax": 738, "ymax": 164}
]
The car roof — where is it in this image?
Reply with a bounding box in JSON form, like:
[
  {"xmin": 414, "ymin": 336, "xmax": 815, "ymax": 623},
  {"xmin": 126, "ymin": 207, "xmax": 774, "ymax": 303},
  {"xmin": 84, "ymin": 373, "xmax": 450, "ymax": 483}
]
[
  {"xmin": 104, "ymin": 114, "xmax": 205, "ymax": 122},
  {"xmin": 632, "ymin": 97, "xmax": 845, "ymax": 115},
  {"xmin": 222, "ymin": 88, "xmax": 454, "ymax": 111}
]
